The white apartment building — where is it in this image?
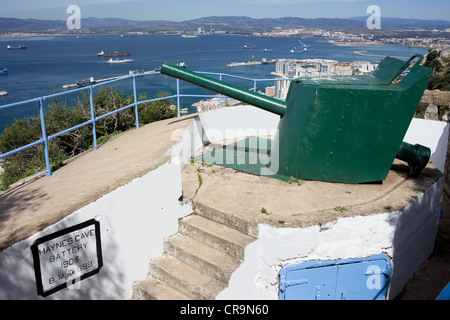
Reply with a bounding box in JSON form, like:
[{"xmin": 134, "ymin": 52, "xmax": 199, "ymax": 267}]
[
  {"xmin": 272, "ymin": 59, "xmax": 378, "ymax": 99},
  {"xmin": 192, "ymin": 96, "xmax": 242, "ymax": 113}
]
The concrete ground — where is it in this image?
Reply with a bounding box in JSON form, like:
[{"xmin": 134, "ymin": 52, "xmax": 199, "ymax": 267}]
[
  {"xmin": 182, "ymin": 155, "xmax": 442, "ymax": 234},
  {"xmin": 0, "ymin": 115, "xmax": 196, "ymax": 252},
  {"xmin": 0, "ymin": 113, "xmax": 448, "ymax": 299}
]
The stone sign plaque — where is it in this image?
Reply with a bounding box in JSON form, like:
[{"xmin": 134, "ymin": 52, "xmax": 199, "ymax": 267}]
[{"xmin": 31, "ymin": 219, "xmax": 103, "ymax": 297}]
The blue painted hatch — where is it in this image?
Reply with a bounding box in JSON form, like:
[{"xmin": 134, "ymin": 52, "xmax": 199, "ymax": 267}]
[
  {"xmin": 279, "ymin": 254, "xmax": 392, "ymax": 300},
  {"xmin": 437, "ymin": 281, "xmax": 450, "ymax": 300}
]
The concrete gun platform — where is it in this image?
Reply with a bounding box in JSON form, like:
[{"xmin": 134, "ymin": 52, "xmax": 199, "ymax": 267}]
[{"xmin": 182, "ymin": 139, "xmax": 442, "ymax": 238}]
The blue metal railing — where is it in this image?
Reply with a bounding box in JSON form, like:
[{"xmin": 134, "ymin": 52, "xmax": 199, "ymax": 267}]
[{"xmin": 0, "ymin": 71, "xmax": 290, "ymax": 177}]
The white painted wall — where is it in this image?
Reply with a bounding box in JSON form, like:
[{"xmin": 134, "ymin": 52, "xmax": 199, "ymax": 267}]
[
  {"xmin": 0, "ymin": 161, "xmax": 192, "ymax": 300},
  {"xmin": 198, "ymin": 106, "xmax": 280, "ymax": 141},
  {"xmin": 404, "ymin": 118, "xmax": 450, "ymax": 173}
]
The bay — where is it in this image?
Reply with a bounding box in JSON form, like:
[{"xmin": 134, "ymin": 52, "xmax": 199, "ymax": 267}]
[{"xmin": 0, "ymin": 34, "xmax": 429, "ymax": 131}]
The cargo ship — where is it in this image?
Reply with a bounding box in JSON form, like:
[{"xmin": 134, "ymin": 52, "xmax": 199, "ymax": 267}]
[
  {"xmin": 7, "ymin": 44, "xmax": 26, "ymax": 50},
  {"xmin": 76, "ymin": 76, "xmax": 96, "ymax": 87},
  {"xmin": 243, "ymin": 45, "xmax": 256, "ymax": 49},
  {"xmin": 0, "ymin": 68, "xmax": 7, "ymax": 75},
  {"xmin": 97, "ymin": 50, "xmax": 130, "ymax": 57}
]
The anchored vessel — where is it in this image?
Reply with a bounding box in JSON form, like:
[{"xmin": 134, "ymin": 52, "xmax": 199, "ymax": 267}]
[
  {"xmin": 176, "ymin": 62, "xmax": 188, "ymax": 68},
  {"xmin": 97, "ymin": 50, "xmax": 130, "ymax": 57},
  {"xmin": 76, "ymin": 76, "xmax": 96, "ymax": 87},
  {"xmin": 160, "ymin": 54, "xmax": 433, "ymax": 184},
  {"xmin": 7, "ymin": 44, "xmax": 26, "ymax": 50}
]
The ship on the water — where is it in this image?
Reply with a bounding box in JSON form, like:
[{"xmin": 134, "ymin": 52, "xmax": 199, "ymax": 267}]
[
  {"xmin": 0, "ymin": 68, "xmax": 7, "ymax": 75},
  {"xmin": 176, "ymin": 61, "xmax": 188, "ymax": 68},
  {"xmin": 290, "ymin": 40, "xmax": 313, "ymax": 54},
  {"xmin": 97, "ymin": 50, "xmax": 130, "ymax": 57},
  {"xmin": 243, "ymin": 45, "xmax": 256, "ymax": 49},
  {"xmin": 107, "ymin": 58, "xmax": 133, "ymax": 64},
  {"xmin": 227, "ymin": 58, "xmax": 277, "ymax": 67},
  {"xmin": 76, "ymin": 76, "xmax": 96, "ymax": 87},
  {"xmin": 0, "ymin": 91, "xmax": 7, "ymax": 96},
  {"xmin": 262, "ymin": 58, "xmax": 277, "ymax": 65},
  {"xmin": 7, "ymin": 44, "xmax": 26, "ymax": 50},
  {"xmin": 290, "ymin": 47, "xmax": 314, "ymax": 54},
  {"xmin": 227, "ymin": 60, "xmax": 261, "ymax": 67}
]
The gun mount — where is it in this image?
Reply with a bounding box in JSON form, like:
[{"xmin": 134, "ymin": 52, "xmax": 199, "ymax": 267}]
[{"xmin": 161, "ymin": 54, "xmax": 432, "ymax": 184}]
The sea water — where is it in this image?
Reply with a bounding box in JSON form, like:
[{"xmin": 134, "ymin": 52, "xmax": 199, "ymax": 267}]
[{"xmin": 0, "ymin": 34, "xmax": 429, "ymax": 131}]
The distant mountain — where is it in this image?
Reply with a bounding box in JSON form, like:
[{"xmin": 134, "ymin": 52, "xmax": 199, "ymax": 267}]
[
  {"xmin": 348, "ymin": 16, "xmax": 450, "ymax": 29},
  {"xmin": 80, "ymin": 17, "xmax": 177, "ymax": 28},
  {"xmin": 188, "ymin": 16, "xmax": 450, "ymax": 30},
  {"xmin": 0, "ymin": 17, "xmax": 179, "ymax": 33},
  {"xmin": 187, "ymin": 16, "xmax": 365, "ymax": 30},
  {"xmin": 0, "ymin": 17, "xmax": 65, "ymax": 32},
  {"xmin": 0, "ymin": 16, "xmax": 448, "ymax": 34}
]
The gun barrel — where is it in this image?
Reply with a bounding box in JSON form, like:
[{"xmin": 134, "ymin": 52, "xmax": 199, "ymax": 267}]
[
  {"xmin": 396, "ymin": 141, "xmax": 430, "ymax": 176},
  {"xmin": 160, "ymin": 62, "xmax": 287, "ymax": 116}
]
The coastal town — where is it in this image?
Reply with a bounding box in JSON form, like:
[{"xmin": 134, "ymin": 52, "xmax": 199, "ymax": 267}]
[
  {"xmin": 3, "ymin": 27, "xmax": 449, "ymax": 49},
  {"xmin": 192, "ymin": 58, "xmax": 380, "ymax": 113},
  {"xmin": 249, "ymin": 28, "xmax": 450, "ymax": 49},
  {"xmin": 2, "ymin": 14, "xmax": 449, "ymax": 50}
]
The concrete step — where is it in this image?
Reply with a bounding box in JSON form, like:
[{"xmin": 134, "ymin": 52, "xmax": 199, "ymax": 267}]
[
  {"xmin": 132, "ymin": 212, "xmax": 257, "ymax": 300},
  {"xmin": 194, "ymin": 201, "xmax": 259, "ymax": 237},
  {"xmin": 132, "ymin": 274, "xmax": 193, "ymax": 300},
  {"xmin": 164, "ymin": 233, "xmax": 242, "ymax": 283},
  {"xmin": 179, "ymin": 214, "xmax": 256, "ymax": 260},
  {"xmin": 148, "ymin": 254, "xmax": 228, "ymax": 300}
]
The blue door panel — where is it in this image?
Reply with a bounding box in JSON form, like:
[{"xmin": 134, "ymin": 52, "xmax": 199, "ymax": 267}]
[
  {"xmin": 336, "ymin": 259, "xmax": 390, "ymax": 300},
  {"xmin": 282, "ymin": 265, "xmax": 337, "ymax": 300},
  {"xmin": 279, "ymin": 254, "xmax": 391, "ymax": 300}
]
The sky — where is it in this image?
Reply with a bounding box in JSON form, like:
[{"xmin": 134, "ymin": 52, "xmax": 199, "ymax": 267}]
[{"xmin": 1, "ymin": 0, "xmax": 449, "ymax": 22}]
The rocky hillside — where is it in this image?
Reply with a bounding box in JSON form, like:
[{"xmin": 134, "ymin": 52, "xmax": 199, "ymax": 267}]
[{"xmin": 425, "ymin": 49, "xmax": 450, "ymax": 91}]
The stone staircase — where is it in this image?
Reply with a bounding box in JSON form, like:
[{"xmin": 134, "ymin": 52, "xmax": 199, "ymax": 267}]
[{"xmin": 131, "ymin": 204, "xmax": 257, "ymax": 300}]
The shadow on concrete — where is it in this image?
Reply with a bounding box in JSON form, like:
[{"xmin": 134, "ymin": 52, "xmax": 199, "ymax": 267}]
[{"xmin": 0, "ymin": 178, "xmax": 51, "ymax": 251}]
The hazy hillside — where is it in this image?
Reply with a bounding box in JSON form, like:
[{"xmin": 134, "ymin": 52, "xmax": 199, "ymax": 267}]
[{"xmin": 0, "ymin": 15, "xmax": 448, "ymax": 34}]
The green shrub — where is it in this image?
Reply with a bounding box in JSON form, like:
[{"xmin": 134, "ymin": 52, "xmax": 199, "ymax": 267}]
[{"xmin": 0, "ymin": 88, "xmax": 176, "ymax": 190}]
